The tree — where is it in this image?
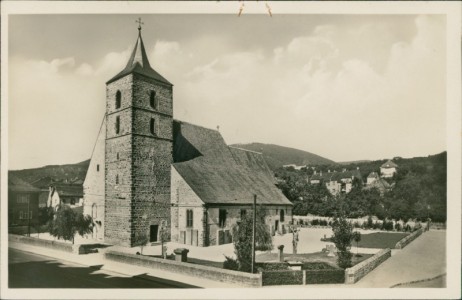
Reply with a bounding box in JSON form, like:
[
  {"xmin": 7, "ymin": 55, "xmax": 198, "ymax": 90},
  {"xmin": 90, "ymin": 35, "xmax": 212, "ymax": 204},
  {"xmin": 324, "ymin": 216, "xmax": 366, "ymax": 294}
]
[
  {"xmin": 352, "ymin": 231, "xmax": 361, "ymax": 256},
  {"xmin": 231, "ymin": 206, "xmax": 273, "ymax": 272},
  {"xmin": 49, "ymin": 205, "xmax": 93, "ymax": 244},
  {"xmin": 133, "ymin": 231, "xmax": 149, "ymax": 255},
  {"xmin": 331, "ymin": 215, "xmax": 355, "ymax": 269},
  {"xmin": 34, "ymin": 206, "xmax": 54, "ymax": 238}
]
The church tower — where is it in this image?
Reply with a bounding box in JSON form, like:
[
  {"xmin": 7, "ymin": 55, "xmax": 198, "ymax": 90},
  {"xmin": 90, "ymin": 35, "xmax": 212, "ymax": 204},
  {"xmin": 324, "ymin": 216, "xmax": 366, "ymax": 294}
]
[{"xmin": 104, "ymin": 22, "xmax": 173, "ymax": 247}]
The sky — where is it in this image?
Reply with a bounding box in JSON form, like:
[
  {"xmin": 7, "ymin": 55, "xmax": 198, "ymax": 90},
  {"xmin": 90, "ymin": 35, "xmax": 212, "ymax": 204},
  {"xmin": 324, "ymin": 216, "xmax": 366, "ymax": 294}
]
[{"xmin": 8, "ymin": 14, "xmax": 446, "ymax": 170}]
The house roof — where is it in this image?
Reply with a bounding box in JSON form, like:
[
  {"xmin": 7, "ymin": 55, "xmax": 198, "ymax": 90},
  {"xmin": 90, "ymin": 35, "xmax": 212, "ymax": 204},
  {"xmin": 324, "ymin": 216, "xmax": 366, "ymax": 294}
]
[
  {"xmin": 8, "ymin": 175, "xmax": 41, "ymax": 193},
  {"xmin": 381, "ymin": 160, "xmax": 398, "ymax": 168},
  {"xmin": 368, "ymin": 172, "xmax": 379, "ymax": 179},
  {"xmin": 52, "ymin": 184, "xmax": 83, "ymax": 197},
  {"xmin": 172, "ymin": 120, "xmax": 292, "ymax": 206},
  {"xmin": 364, "ymin": 178, "xmax": 391, "ymax": 193},
  {"xmin": 310, "ymin": 170, "xmax": 362, "ymax": 182},
  {"xmin": 106, "ymin": 29, "xmax": 172, "ymax": 85}
]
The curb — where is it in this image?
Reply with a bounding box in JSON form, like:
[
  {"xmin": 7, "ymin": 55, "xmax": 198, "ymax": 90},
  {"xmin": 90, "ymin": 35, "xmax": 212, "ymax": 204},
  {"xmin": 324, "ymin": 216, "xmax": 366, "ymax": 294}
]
[{"xmin": 390, "ymin": 273, "xmax": 446, "ymax": 288}]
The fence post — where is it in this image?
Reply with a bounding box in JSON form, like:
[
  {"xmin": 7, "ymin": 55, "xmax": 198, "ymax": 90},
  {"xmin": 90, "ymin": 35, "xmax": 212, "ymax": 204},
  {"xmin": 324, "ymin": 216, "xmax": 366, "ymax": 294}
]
[{"xmin": 303, "ymin": 270, "xmax": 306, "ymax": 285}]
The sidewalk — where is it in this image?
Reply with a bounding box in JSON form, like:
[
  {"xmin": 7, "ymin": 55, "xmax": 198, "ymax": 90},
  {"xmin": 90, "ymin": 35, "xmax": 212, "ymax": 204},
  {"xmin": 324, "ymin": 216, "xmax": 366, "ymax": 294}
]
[
  {"xmin": 354, "ymin": 230, "xmax": 446, "ymax": 287},
  {"xmin": 8, "ymin": 241, "xmax": 238, "ymax": 288}
]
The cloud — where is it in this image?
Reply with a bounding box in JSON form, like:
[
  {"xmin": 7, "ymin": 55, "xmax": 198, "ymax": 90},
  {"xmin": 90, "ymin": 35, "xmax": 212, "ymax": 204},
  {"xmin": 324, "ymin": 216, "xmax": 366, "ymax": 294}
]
[{"xmin": 8, "ymin": 15, "xmax": 445, "ymax": 169}]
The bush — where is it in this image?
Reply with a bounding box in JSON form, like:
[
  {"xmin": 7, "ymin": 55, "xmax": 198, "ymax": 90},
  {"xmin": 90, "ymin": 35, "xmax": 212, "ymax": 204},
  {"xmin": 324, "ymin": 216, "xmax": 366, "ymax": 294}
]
[
  {"xmin": 395, "ymin": 223, "xmax": 402, "ymax": 231},
  {"xmin": 320, "ymin": 220, "xmax": 328, "ymax": 226},
  {"xmin": 305, "ymin": 269, "xmax": 345, "ymax": 284},
  {"xmin": 223, "ymin": 255, "xmax": 239, "ymax": 271},
  {"xmin": 262, "ymin": 270, "xmax": 303, "ymax": 286},
  {"xmin": 255, "ymin": 262, "xmax": 289, "ymax": 271},
  {"xmin": 311, "ymin": 219, "xmax": 319, "ymax": 226}
]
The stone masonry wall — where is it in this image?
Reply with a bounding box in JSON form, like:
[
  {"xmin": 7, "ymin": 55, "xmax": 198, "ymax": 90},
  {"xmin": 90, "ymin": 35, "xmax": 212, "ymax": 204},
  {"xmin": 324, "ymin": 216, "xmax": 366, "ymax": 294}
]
[
  {"xmin": 104, "ymin": 75, "xmax": 134, "ymax": 247},
  {"xmin": 83, "ymin": 117, "xmax": 106, "ymax": 241},
  {"xmin": 344, "ymin": 248, "xmax": 391, "ymax": 284},
  {"xmin": 170, "ymin": 167, "xmax": 205, "ymax": 246}
]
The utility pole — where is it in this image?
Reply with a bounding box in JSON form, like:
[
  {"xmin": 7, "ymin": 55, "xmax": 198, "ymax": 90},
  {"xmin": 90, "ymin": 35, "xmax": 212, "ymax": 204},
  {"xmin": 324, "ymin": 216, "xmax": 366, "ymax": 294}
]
[{"xmin": 251, "ymin": 194, "xmax": 256, "ymax": 273}]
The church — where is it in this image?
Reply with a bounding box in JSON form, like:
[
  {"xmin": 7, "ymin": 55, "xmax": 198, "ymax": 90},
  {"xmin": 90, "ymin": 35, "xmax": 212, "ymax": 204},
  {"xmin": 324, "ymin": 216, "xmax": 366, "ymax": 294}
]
[{"xmin": 83, "ymin": 24, "xmax": 293, "ymax": 247}]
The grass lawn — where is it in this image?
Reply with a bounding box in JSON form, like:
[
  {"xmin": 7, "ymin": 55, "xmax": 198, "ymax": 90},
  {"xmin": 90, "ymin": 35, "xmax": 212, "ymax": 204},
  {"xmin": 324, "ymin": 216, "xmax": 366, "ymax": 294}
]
[
  {"xmin": 354, "ymin": 232, "xmax": 409, "ymax": 249},
  {"xmin": 256, "ymin": 251, "xmax": 373, "ymax": 268}
]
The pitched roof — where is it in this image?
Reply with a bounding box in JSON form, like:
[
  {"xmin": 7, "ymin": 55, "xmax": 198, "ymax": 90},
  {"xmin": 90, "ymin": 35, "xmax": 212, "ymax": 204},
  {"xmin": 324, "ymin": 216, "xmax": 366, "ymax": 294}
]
[
  {"xmin": 367, "ymin": 172, "xmax": 379, "ymax": 179},
  {"xmin": 310, "ymin": 170, "xmax": 362, "ymax": 182},
  {"xmin": 364, "ymin": 178, "xmax": 391, "ymax": 193},
  {"xmin": 106, "ymin": 29, "xmax": 172, "ymax": 85},
  {"xmin": 381, "ymin": 160, "xmax": 398, "ymax": 168},
  {"xmin": 172, "ymin": 120, "xmax": 292, "ymax": 206},
  {"xmin": 52, "ymin": 184, "xmax": 83, "ymax": 197},
  {"xmin": 8, "ymin": 175, "xmax": 41, "ymax": 193}
]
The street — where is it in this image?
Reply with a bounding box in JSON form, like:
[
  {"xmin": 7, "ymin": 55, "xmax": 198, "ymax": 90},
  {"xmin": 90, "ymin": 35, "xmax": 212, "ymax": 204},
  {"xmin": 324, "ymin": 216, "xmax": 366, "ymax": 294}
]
[{"xmin": 8, "ymin": 248, "xmax": 198, "ymax": 288}]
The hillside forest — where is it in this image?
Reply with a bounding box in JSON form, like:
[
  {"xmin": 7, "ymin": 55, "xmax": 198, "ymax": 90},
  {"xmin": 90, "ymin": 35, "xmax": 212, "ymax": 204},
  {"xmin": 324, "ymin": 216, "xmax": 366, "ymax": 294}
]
[{"xmin": 275, "ymin": 152, "xmax": 447, "ymax": 223}]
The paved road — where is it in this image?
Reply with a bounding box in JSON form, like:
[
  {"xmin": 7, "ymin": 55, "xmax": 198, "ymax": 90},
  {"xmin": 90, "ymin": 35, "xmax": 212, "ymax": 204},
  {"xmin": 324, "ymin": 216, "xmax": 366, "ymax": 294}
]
[
  {"xmin": 9, "ymin": 248, "xmax": 198, "ymax": 288},
  {"xmin": 355, "ymin": 230, "xmax": 446, "ymax": 287}
]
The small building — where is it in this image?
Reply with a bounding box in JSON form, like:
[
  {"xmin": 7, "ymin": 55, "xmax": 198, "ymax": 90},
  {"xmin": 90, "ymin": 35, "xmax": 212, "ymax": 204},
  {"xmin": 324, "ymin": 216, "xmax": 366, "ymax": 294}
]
[
  {"xmin": 366, "ymin": 172, "xmax": 380, "ymax": 185},
  {"xmin": 380, "ymin": 160, "xmax": 398, "ymax": 178},
  {"xmin": 310, "ymin": 169, "xmax": 363, "ymax": 196},
  {"xmin": 48, "ymin": 183, "xmax": 84, "ymax": 209},
  {"xmin": 8, "ymin": 175, "xmax": 41, "ymax": 227},
  {"xmin": 364, "ymin": 178, "xmax": 392, "ymax": 196}
]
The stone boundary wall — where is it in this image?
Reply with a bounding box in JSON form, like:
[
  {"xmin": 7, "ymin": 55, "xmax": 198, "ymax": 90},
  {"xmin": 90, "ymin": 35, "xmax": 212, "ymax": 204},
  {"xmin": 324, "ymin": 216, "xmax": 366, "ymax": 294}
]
[
  {"xmin": 105, "ymin": 250, "xmax": 262, "ymax": 287},
  {"xmin": 394, "ymin": 228, "xmax": 424, "ymax": 249},
  {"xmin": 344, "ymin": 248, "xmax": 391, "ymax": 284},
  {"xmin": 9, "ymin": 234, "xmax": 76, "ymax": 253},
  {"xmin": 8, "ymin": 234, "xmax": 104, "ymax": 254}
]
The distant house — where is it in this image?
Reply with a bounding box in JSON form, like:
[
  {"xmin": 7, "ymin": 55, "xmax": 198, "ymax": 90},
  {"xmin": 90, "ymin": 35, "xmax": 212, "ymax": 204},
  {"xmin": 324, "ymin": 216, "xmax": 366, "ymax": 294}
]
[
  {"xmin": 366, "ymin": 172, "xmax": 380, "ymax": 185},
  {"xmin": 364, "ymin": 178, "xmax": 392, "ymax": 196},
  {"xmin": 310, "ymin": 169, "xmax": 363, "ymax": 196},
  {"xmin": 380, "ymin": 160, "xmax": 398, "ymax": 178},
  {"xmin": 48, "ymin": 183, "xmax": 84, "ymax": 209},
  {"xmin": 8, "ymin": 175, "xmax": 41, "ymax": 227},
  {"xmin": 30, "ymin": 176, "xmax": 56, "ymax": 208}
]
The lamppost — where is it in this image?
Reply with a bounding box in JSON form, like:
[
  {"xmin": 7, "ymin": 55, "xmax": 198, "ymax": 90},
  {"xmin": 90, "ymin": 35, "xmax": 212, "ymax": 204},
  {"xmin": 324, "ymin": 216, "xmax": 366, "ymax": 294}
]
[
  {"xmin": 27, "ymin": 195, "xmax": 31, "ymax": 237},
  {"xmin": 251, "ymin": 194, "xmax": 256, "ymax": 274}
]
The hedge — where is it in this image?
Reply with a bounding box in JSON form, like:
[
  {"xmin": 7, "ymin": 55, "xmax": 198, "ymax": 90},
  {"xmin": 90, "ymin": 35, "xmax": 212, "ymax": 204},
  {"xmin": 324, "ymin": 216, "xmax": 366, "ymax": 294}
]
[
  {"xmin": 256, "ymin": 262, "xmax": 289, "ymax": 271},
  {"xmin": 262, "ymin": 270, "xmax": 303, "ymax": 286},
  {"xmin": 305, "ymin": 269, "xmax": 345, "ymax": 284},
  {"xmin": 302, "ymin": 262, "xmax": 337, "ymax": 270}
]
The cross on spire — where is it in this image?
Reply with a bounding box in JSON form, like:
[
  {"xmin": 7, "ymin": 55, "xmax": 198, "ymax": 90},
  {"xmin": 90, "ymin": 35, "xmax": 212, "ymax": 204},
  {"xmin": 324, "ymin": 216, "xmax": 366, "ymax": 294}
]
[{"xmin": 136, "ymin": 17, "xmax": 144, "ymax": 31}]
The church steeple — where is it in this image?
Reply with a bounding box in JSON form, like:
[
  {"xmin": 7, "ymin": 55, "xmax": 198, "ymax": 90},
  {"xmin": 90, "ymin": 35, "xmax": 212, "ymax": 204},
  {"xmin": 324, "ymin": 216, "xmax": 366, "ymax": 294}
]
[{"xmin": 106, "ymin": 21, "xmax": 172, "ymax": 85}]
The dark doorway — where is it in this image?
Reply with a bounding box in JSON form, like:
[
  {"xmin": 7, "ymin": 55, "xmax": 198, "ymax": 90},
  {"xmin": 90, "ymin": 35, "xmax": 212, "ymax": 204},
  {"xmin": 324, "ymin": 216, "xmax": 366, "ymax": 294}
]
[{"xmin": 150, "ymin": 225, "xmax": 158, "ymax": 242}]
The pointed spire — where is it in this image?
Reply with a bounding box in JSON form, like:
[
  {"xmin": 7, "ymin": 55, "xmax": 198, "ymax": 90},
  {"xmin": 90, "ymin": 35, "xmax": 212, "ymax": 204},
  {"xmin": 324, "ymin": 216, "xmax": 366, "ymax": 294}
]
[{"xmin": 106, "ymin": 19, "xmax": 172, "ymax": 85}]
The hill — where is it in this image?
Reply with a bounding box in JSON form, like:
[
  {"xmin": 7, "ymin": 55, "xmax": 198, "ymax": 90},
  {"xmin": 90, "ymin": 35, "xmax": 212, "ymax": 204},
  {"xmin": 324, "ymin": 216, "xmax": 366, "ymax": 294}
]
[
  {"xmin": 9, "ymin": 159, "xmax": 90, "ymax": 185},
  {"xmin": 230, "ymin": 143, "xmax": 335, "ymax": 170}
]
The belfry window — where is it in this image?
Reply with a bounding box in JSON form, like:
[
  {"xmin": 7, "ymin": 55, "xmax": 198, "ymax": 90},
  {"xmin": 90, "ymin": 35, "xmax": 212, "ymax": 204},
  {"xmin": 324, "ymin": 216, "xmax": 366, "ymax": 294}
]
[
  {"xmin": 115, "ymin": 90, "xmax": 121, "ymax": 109},
  {"xmin": 115, "ymin": 116, "xmax": 120, "ymax": 134},
  {"xmin": 150, "ymin": 91, "xmax": 157, "ymax": 109},
  {"xmin": 150, "ymin": 118, "xmax": 156, "ymax": 135}
]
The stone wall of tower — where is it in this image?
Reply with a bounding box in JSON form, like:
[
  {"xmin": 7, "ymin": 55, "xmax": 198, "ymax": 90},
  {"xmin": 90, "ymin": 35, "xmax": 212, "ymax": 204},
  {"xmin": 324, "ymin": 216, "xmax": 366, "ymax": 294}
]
[
  {"xmin": 130, "ymin": 74, "xmax": 173, "ymax": 245},
  {"xmin": 104, "ymin": 75, "xmax": 134, "ymax": 247}
]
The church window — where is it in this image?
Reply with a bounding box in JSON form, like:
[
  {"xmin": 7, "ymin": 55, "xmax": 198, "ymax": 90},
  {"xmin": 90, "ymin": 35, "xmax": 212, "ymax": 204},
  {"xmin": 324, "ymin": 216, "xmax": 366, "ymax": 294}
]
[
  {"xmin": 116, "ymin": 174, "xmax": 119, "ymax": 185},
  {"xmin": 116, "ymin": 153, "xmax": 119, "ymax": 160},
  {"xmin": 97, "ymin": 164, "xmax": 100, "ymax": 172},
  {"xmin": 150, "ymin": 118, "xmax": 156, "ymax": 135},
  {"xmin": 115, "ymin": 116, "xmax": 120, "ymax": 134},
  {"xmin": 186, "ymin": 209, "xmax": 193, "ymax": 228},
  {"xmin": 219, "ymin": 209, "xmax": 227, "ymax": 227},
  {"xmin": 280, "ymin": 209, "xmax": 285, "ymax": 222},
  {"xmin": 115, "ymin": 90, "xmax": 121, "ymax": 109},
  {"xmin": 150, "ymin": 91, "xmax": 157, "ymax": 109}
]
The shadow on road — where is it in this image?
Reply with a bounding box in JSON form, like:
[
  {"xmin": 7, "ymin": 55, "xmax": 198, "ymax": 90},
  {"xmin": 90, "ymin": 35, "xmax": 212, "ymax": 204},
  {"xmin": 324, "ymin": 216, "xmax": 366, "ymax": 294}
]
[{"xmin": 9, "ymin": 259, "xmax": 199, "ymax": 288}]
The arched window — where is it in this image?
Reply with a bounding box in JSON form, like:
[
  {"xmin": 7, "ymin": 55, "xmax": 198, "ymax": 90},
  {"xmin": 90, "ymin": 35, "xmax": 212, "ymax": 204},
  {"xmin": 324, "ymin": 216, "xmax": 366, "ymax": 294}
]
[
  {"xmin": 150, "ymin": 118, "xmax": 156, "ymax": 135},
  {"xmin": 116, "ymin": 174, "xmax": 119, "ymax": 185},
  {"xmin": 115, "ymin": 116, "xmax": 120, "ymax": 134},
  {"xmin": 115, "ymin": 90, "xmax": 121, "ymax": 109},
  {"xmin": 150, "ymin": 91, "xmax": 157, "ymax": 109}
]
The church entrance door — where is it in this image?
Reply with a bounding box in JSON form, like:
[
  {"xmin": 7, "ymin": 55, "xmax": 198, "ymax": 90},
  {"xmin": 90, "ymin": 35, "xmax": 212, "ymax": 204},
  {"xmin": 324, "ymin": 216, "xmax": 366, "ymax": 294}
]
[{"xmin": 150, "ymin": 225, "xmax": 158, "ymax": 242}]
